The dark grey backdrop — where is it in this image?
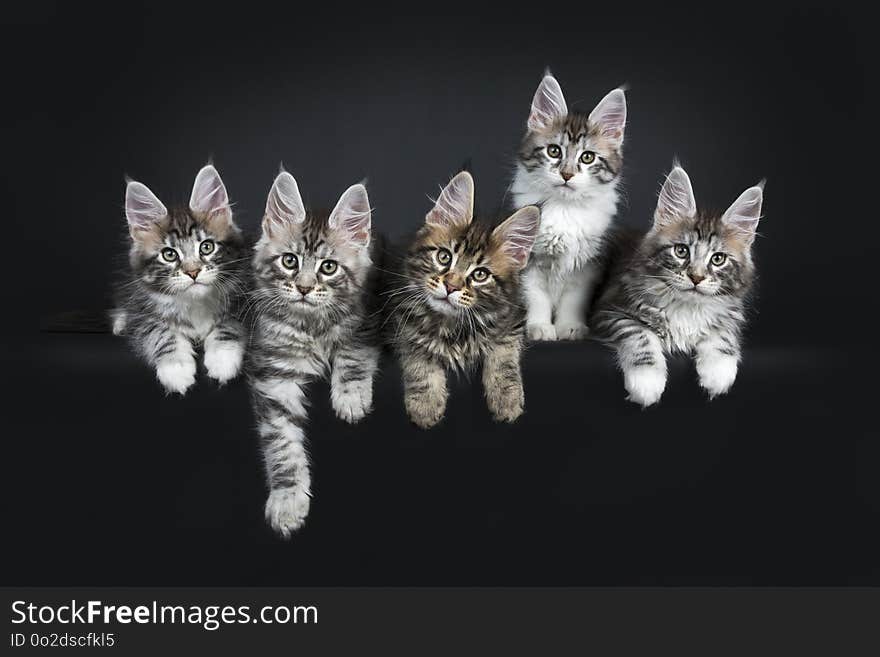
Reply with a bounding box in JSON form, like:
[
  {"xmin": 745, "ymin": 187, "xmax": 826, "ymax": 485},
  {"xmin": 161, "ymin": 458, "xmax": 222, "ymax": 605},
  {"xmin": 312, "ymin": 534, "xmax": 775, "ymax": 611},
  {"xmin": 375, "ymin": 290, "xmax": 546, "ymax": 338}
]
[{"xmin": 2, "ymin": 3, "xmax": 875, "ymax": 585}]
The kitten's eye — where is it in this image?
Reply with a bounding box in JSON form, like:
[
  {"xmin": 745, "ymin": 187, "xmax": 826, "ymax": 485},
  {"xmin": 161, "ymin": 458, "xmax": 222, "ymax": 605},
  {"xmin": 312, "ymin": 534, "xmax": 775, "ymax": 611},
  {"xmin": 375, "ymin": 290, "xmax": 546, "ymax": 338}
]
[
  {"xmin": 320, "ymin": 260, "xmax": 338, "ymax": 275},
  {"xmin": 281, "ymin": 253, "xmax": 298, "ymax": 270},
  {"xmin": 436, "ymin": 248, "xmax": 452, "ymax": 266},
  {"xmin": 711, "ymin": 253, "xmax": 727, "ymax": 266},
  {"xmin": 580, "ymin": 151, "xmax": 596, "ymax": 165},
  {"xmin": 546, "ymin": 144, "xmax": 562, "ymax": 159},
  {"xmin": 199, "ymin": 239, "xmax": 215, "ymax": 256},
  {"xmin": 673, "ymin": 244, "xmax": 689, "ymax": 259},
  {"xmin": 470, "ymin": 267, "xmax": 491, "ymax": 283},
  {"xmin": 161, "ymin": 248, "xmax": 178, "ymax": 262}
]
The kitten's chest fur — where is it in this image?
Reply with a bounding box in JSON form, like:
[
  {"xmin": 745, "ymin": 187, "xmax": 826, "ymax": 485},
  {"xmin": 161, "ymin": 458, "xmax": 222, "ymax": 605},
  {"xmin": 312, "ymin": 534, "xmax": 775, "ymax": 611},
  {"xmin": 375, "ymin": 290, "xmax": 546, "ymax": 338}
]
[
  {"xmin": 656, "ymin": 295, "xmax": 741, "ymax": 353},
  {"xmin": 513, "ymin": 189, "xmax": 618, "ymax": 275},
  {"xmin": 152, "ymin": 290, "xmax": 223, "ymax": 341}
]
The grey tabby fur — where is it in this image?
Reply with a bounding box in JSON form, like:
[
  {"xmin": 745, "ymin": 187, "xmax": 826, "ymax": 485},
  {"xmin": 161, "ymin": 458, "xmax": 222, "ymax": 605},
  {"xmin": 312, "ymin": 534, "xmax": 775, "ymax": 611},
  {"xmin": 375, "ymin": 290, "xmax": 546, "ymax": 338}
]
[
  {"xmin": 247, "ymin": 171, "xmax": 379, "ymax": 538},
  {"xmin": 383, "ymin": 171, "xmax": 540, "ymax": 428},
  {"xmin": 112, "ymin": 164, "xmax": 246, "ymax": 395},
  {"xmin": 591, "ymin": 165, "xmax": 764, "ymax": 407}
]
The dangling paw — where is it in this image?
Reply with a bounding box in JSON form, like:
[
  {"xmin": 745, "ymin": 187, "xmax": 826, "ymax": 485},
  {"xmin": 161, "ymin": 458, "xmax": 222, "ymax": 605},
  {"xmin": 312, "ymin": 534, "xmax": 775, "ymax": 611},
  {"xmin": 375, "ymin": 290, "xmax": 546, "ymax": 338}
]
[
  {"xmin": 332, "ymin": 378, "xmax": 373, "ymax": 424},
  {"xmin": 527, "ymin": 323, "xmax": 558, "ymax": 341},
  {"xmin": 554, "ymin": 322, "xmax": 589, "ymax": 341},
  {"xmin": 405, "ymin": 388, "xmax": 447, "ymax": 429},
  {"xmin": 486, "ymin": 384, "xmax": 525, "ymax": 423},
  {"xmin": 156, "ymin": 356, "xmax": 197, "ymax": 395},
  {"xmin": 265, "ymin": 486, "xmax": 311, "ymax": 539},
  {"xmin": 624, "ymin": 367, "xmax": 666, "ymax": 407},
  {"xmin": 204, "ymin": 340, "xmax": 244, "ymax": 385},
  {"xmin": 697, "ymin": 355, "xmax": 738, "ymax": 399}
]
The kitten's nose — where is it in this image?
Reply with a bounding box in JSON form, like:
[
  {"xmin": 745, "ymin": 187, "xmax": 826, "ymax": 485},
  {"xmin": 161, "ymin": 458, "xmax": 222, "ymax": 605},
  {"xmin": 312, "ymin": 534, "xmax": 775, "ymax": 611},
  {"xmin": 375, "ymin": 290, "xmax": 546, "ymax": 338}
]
[
  {"xmin": 296, "ymin": 285, "xmax": 313, "ymax": 295},
  {"xmin": 560, "ymin": 171, "xmax": 574, "ymax": 182},
  {"xmin": 689, "ymin": 273, "xmax": 705, "ymax": 285},
  {"xmin": 444, "ymin": 281, "xmax": 460, "ymax": 294},
  {"xmin": 184, "ymin": 267, "xmax": 201, "ymax": 280}
]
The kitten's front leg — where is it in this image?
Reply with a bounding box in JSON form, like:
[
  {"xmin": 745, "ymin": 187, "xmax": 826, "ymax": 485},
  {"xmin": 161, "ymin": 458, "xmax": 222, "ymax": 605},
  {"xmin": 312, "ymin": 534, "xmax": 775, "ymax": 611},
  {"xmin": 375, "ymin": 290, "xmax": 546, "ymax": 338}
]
[
  {"xmin": 331, "ymin": 342, "xmax": 379, "ymax": 424},
  {"xmin": 482, "ymin": 340, "xmax": 525, "ymax": 423},
  {"xmin": 553, "ymin": 263, "xmax": 601, "ymax": 341},
  {"xmin": 253, "ymin": 377, "xmax": 312, "ymax": 538},
  {"xmin": 204, "ymin": 318, "xmax": 245, "ymax": 385},
  {"xmin": 523, "ymin": 265, "xmax": 556, "ymax": 341},
  {"xmin": 615, "ymin": 321, "xmax": 667, "ymax": 407},
  {"xmin": 401, "ymin": 351, "xmax": 448, "ymax": 429},
  {"xmin": 695, "ymin": 330, "xmax": 741, "ymax": 399},
  {"xmin": 146, "ymin": 325, "xmax": 197, "ymax": 395}
]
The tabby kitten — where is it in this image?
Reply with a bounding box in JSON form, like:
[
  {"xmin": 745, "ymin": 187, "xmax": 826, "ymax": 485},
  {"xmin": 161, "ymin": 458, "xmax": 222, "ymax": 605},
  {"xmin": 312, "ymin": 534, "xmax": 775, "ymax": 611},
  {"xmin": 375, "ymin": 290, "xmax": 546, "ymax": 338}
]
[
  {"xmin": 510, "ymin": 72, "xmax": 626, "ymax": 341},
  {"xmin": 591, "ymin": 165, "xmax": 764, "ymax": 407},
  {"xmin": 112, "ymin": 164, "xmax": 246, "ymax": 395},
  {"xmin": 248, "ymin": 171, "xmax": 379, "ymax": 538},
  {"xmin": 385, "ymin": 171, "xmax": 540, "ymax": 429}
]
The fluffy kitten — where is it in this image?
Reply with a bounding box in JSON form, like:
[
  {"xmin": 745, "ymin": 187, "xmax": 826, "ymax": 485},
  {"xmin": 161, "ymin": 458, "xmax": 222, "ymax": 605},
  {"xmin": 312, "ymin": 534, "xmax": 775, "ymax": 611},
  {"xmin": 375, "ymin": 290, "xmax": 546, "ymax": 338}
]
[
  {"xmin": 510, "ymin": 73, "xmax": 626, "ymax": 341},
  {"xmin": 248, "ymin": 171, "xmax": 379, "ymax": 538},
  {"xmin": 385, "ymin": 171, "xmax": 540, "ymax": 429},
  {"xmin": 591, "ymin": 165, "xmax": 764, "ymax": 407},
  {"xmin": 112, "ymin": 164, "xmax": 246, "ymax": 394}
]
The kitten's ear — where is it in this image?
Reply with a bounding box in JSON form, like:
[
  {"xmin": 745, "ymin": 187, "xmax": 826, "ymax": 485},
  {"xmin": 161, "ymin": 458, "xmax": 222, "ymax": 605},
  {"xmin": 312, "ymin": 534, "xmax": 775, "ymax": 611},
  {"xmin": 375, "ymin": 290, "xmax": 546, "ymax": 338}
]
[
  {"xmin": 189, "ymin": 164, "xmax": 231, "ymax": 224},
  {"xmin": 722, "ymin": 184, "xmax": 763, "ymax": 246},
  {"xmin": 528, "ymin": 74, "xmax": 568, "ymax": 132},
  {"xmin": 125, "ymin": 180, "xmax": 167, "ymax": 238},
  {"xmin": 588, "ymin": 88, "xmax": 627, "ymax": 147},
  {"xmin": 426, "ymin": 171, "xmax": 474, "ymax": 227},
  {"xmin": 328, "ymin": 183, "xmax": 371, "ymax": 248},
  {"xmin": 492, "ymin": 205, "xmax": 540, "ymax": 269},
  {"xmin": 263, "ymin": 171, "xmax": 306, "ymax": 238},
  {"xmin": 654, "ymin": 166, "xmax": 697, "ymax": 228}
]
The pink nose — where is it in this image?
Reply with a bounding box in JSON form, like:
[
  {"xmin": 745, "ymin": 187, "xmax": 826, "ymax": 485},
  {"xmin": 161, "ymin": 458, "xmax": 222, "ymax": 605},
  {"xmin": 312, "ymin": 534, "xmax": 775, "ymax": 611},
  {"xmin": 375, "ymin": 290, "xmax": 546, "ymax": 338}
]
[
  {"xmin": 561, "ymin": 172, "xmax": 574, "ymax": 182},
  {"xmin": 689, "ymin": 273, "xmax": 705, "ymax": 285},
  {"xmin": 444, "ymin": 281, "xmax": 460, "ymax": 294},
  {"xmin": 296, "ymin": 285, "xmax": 313, "ymax": 295},
  {"xmin": 184, "ymin": 268, "xmax": 201, "ymax": 280}
]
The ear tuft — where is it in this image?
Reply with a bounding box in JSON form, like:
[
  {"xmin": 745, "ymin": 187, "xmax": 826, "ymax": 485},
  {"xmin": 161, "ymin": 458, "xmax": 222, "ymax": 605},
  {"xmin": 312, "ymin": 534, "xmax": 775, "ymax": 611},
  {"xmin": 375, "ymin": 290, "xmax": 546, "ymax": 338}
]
[
  {"xmin": 588, "ymin": 88, "xmax": 627, "ymax": 146},
  {"xmin": 329, "ymin": 183, "xmax": 371, "ymax": 248},
  {"xmin": 493, "ymin": 205, "xmax": 540, "ymax": 269},
  {"xmin": 722, "ymin": 185, "xmax": 763, "ymax": 245},
  {"xmin": 527, "ymin": 74, "xmax": 567, "ymax": 132},
  {"xmin": 125, "ymin": 180, "xmax": 167, "ymax": 235},
  {"xmin": 426, "ymin": 171, "xmax": 475, "ymax": 227},
  {"xmin": 264, "ymin": 171, "xmax": 306, "ymax": 237},
  {"xmin": 189, "ymin": 164, "xmax": 231, "ymax": 226},
  {"xmin": 654, "ymin": 165, "xmax": 697, "ymax": 228}
]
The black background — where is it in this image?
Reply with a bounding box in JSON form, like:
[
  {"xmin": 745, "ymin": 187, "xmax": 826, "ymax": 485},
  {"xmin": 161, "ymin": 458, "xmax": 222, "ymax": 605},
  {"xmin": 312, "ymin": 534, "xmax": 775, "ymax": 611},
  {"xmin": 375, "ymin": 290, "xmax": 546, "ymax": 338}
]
[{"xmin": 1, "ymin": 3, "xmax": 875, "ymax": 584}]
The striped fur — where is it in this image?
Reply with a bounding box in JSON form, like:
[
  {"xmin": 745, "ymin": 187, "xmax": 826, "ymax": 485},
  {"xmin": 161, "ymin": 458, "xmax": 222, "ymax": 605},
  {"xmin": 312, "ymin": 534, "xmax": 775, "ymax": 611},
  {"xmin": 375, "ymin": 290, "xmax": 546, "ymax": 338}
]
[
  {"xmin": 383, "ymin": 172, "xmax": 539, "ymax": 428},
  {"xmin": 111, "ymin": 165, "xmax": 246, "ymax": 395},
  {"xmin": 247, "ymin": 173, "xmax": 379, "ymax": 538},
  {"xmin": 591, "ymin": 166, "xmax": 763, "ymax": 406},
  {"xmin": 510, "ymin": 73, "xmax": 626, "ymax": 342}
]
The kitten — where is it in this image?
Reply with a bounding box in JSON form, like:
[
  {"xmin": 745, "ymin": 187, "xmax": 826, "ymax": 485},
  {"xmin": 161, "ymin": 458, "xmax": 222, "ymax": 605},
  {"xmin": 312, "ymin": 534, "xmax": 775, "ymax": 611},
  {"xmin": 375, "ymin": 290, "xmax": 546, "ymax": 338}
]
[
  {"xmin": 384, "ymin": 171, "xmax": 540, "ymax": 429},
  {"xmin": 112, "ymin": 164, "xmax": 246, "ymax": 394},
  {"xmin": 248, "ymin": 171, "xmax": 379, "ymax": 538},
  {"xmin": 591, "ymin": 165, "xmax": 764, "ymax": 407},
  {"xmin": 510, "ymin": 72, "xmax": 627, "ymax": 341}
]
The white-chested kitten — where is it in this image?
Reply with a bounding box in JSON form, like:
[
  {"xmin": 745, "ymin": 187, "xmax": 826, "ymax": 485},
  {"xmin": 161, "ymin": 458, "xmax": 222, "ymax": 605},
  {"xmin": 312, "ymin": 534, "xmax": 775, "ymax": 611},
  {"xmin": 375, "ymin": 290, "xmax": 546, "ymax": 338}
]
[
  {"xmin": 510, "ymin": 72, "xmax": 626, "ymax": 341},
  {"xmin": 112, "ymin": 165, "xmax": 246, "ymax": 394}
]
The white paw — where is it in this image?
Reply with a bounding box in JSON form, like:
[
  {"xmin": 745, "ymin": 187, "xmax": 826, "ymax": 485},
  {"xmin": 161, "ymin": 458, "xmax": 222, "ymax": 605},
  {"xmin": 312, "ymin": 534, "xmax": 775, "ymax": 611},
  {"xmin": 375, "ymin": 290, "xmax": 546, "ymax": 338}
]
[
  {"xmin": 265, "ymin": 487, "xmax": 310, "ymax": 539},
  {"xmin": 332, "ymin": 379, "xmax": 373, "ymax": 424},
  {"xmin": 527, "ymin": 323, "xmax": 558, "ymax": 341},
  {"xmin": 204, "ymin": 340, "xmax": 244, "ymax": 385},
  {"xmin": 110, "ymin": 309, "xmax": 127, "ymax": 336},
  {"xmin": 156, "ymin": 356, "xmax": 197, "ymax": 395},
  {"xmin": 624, "ymin": 367, "xmax": 666, "ymax": 407},
  {"xmin": 698, "ymin": 356, "xmax": 738, "ymax": 399},
  {"xmin": 554, "ymin": 322, "xmax": 589, "ymax": 341}
]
